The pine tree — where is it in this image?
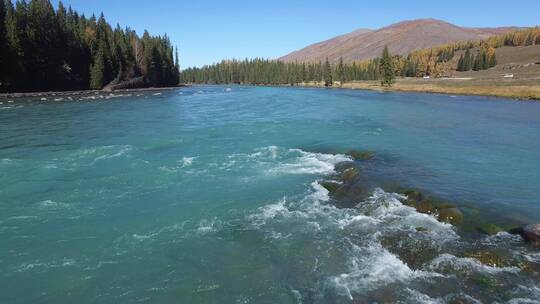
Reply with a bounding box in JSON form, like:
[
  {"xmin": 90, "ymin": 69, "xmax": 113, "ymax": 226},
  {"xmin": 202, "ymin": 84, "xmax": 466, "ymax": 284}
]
[
  {"xmin": 337, "ymin": 57, "xmax": 344, "ymax": 83},
  {"xmin": 463, "ymin": 48, "xmax": 472, "ymax": 71},
  {"xmin": 457, "ymin": 54, "xmax": 465, "ymax": 71},
  {"xmin": 90, "ymin": 43, "xmax": 105, "ymax": 89},
  {"xmin": 175, "ymin": 46, "xmax": 180, "ymax": 84},
  {"xmin": 379, "ymin": 46, "xmax": 395, "ymax": 86},
  {"xmin": 488, "ymin": 51, "xmax": 497, "ymax": 68},
  {"xmin": 0, "ymin": 0, "xmax": 6, "ymax": 88},
  {"xmin": 323, "ymin": 57, "xmax": 332, "ymax": 87},
  {"xmin": 472, "ymin": 51, "xmax": 481, "ymax": 71}
]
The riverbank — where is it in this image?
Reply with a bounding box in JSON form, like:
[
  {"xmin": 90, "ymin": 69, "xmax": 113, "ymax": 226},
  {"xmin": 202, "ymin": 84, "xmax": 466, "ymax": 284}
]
[
  {"xmin": 298, "ymin": 78, "xmax": 540, "ymax": 101},
  {"xmin": 0, "ymin": 85, "xmax": 190, "ymax": 100}
]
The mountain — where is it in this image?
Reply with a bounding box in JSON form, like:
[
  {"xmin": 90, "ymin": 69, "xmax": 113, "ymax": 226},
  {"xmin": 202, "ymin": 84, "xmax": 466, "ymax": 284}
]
[{"xmin": 280, "ymin": 19, "xmax": 521, "ymax": 63}]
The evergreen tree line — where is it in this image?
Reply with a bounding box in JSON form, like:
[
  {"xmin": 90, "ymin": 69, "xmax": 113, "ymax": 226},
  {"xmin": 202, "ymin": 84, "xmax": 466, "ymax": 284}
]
[
  {"xmin": 181, "ymin": 58, "xmax": 380, "ymax": 85},
  {"xmin": 0, "ymin": 0, "xmax": 179, "ymax": 92}
]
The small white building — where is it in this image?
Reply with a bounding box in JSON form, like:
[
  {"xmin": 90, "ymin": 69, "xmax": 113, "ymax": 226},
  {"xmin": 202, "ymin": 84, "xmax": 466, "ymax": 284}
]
[{"xmin": 503, "ymin": 73, "xmax": 514, "ymax": 78}]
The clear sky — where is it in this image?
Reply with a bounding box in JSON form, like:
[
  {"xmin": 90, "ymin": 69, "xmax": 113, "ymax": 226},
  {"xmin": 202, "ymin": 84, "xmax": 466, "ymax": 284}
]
[{"xmin": 52, "ymin": 0, "xmax": 540, "ymax": 68}]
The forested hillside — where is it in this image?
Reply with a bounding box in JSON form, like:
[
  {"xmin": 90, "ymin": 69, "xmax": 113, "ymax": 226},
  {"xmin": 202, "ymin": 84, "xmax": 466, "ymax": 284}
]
[
  {"xmin": 0, "ymin": 0, "xmax": 180, "ymax": 92},
  {"xmin": 182, "ymin": 28, "xmax": 540, "ymax": 85}
]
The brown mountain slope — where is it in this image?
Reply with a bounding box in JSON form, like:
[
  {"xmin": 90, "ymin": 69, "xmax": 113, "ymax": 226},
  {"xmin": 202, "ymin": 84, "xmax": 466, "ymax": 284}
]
[{"xmin": 280, "ymin": 19, "xmax": 521, "ymax": 64}]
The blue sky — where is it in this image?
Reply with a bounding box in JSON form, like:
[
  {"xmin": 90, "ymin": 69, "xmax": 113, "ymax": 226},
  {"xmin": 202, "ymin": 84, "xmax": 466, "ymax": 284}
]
[{"xmin": 52, "ymin": 0, "xmax": 540, "ymax": 68}]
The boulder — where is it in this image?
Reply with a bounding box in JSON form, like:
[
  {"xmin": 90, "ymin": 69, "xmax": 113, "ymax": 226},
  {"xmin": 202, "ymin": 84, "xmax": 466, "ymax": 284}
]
[
  {"xmin": 437, "ymin": 208, "xmax": 464, "ymax": 225},
  {"xmin": 402, "ymin": 189, "xmax": 423, "ymax": 203},
  {"xmin": 346, "ymin": 150, "xmax": 375, "ymax": 161},
  {"xmin": 341, "ymin": 167, "xmax": 360, "ymax": 183},
  {"xmin": 416, "ymin": 200, "xmax": 436, "ymax": 215},
  {"xmin": 320, "ymin": 181, "xmax": 341, "ymax": 193},
  {"xmin": 522, "ymin": 224, "xmax": 540, "ymax": 243},
  {"xmin": 334, "ymin": 161, "xmax": 356, "ymax": 173},
  {"xmin": 333, "ymin": 182, "xmax": 369, "ymax": 208}
]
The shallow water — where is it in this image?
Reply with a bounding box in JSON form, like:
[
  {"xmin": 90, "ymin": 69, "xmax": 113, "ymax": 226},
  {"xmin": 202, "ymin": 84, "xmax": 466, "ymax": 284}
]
[{"xmin": 1, "ymin": 86, "xmax": 540, "ymax": 303}]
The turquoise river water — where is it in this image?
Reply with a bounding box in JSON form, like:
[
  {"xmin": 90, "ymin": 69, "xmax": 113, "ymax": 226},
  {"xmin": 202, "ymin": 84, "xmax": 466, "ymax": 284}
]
[{"xmin": 1, "ymin": 86, "xmax": 540, "ymax": 303}]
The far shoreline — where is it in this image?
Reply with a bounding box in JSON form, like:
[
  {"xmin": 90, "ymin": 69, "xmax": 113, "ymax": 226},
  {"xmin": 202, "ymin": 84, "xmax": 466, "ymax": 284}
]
[{"xmin": 277, "ymin": 80, "xmax": 540, "ymax": 101}]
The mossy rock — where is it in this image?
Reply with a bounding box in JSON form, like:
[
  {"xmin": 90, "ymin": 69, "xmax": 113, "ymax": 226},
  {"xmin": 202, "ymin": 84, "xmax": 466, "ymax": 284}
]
[
  {"xmin": 346, "ymin": 150, "xmax": 375, "ymax": 161},
  {"xmin": 341, "ymin": 167, "xmax": 360, "ymax": 183},
  {"xmin": 380, "ymin": 235, "xmax": 440, "ymax": 270},
  {"xmin": 478, "ymin": 223, "xmax": 504, "ymax": 236},
  {"xmin": 517, "ymin": 260, "xmax": 538, "ymax": 274},
  {"xmin": 466, "ymin": 250, "xmax": 510, "ymax": 268},
  {"xmin": 402, "ymin": 189, "xmax": 423, "ymax": 203},
  {"xmin": 332, "ymin": 182, "xmax": 369, "ymax": 208},
  {"xmin": 320, "ymin": 181, "xmax": 341, "ymax": 193},
  {"xmin": 473, "ymin": 274, "xmax": 500, "ymax": 289},
  {"xmin": 433, "ymin": 202, "xmax": 456, "ymax": 210},
  {"xmin": 437, "ymin": 207, "xmax": 464, "ymax": 225},
  {"xmin": 416, "ymin": 200, "xmax": 436, "ymax": 215},
  {"xmin": 334, "ymin": 161, "xmax": 356, "ymax": 173}
]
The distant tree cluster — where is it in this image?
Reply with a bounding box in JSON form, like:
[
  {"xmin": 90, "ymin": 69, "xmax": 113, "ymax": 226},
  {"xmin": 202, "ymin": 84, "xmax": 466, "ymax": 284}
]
[
  {"xmin": 457, "ymin": 46, "xmax": 497, "ymax": 71},
  {"xmin": 181, "ymin": 57, "xmax": 380, "ymax": 85},
  {"xmin": 0, "ymin": 0, "xmax": 179, "ymax": 92},
  {"xmin": 485, "ymin": 27, "xmax": 540, "ymax": 48}
]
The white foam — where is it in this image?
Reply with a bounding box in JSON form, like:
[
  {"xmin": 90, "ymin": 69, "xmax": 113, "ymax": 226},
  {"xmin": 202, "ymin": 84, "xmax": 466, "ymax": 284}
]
[
  {"xmin": 1, "ymin": 158, "xmax": 13, "ymax": 164},
  {"xmin": 330, "ymin": 242, "xmax": 439, "ymax": 298},
  {"xmin": 159, "ymin": 156, "xmax": 199, "ymax": 173},
  {"xmin": 38, "ymin": 200, "xmax": 70, "ymax": 209},
  {"xmin": 405, "ymin": 289, "xmax": 482, "ymax": 304},
  {"xmin": 180, "ymin": 156, "xmax": 196, "ymax": 167},
  {"xmin": 7, "ymin": 215, "xmax": 38, "ymax": 221},
  {"xmin": 197, "ymin": 218, "xmax": 222, "ymax": 234},
  {"xmin": 266, "ymin": 148, "xmax": 351, "ymax": 175},
  {"xmin": 428, "ymin": 253, "xmax": 520, "ymax": 275},
  {"xmin": 132, "ymin": 233, "xmax": 159, "ymax": 241},
  {"xmin": 68, "ymin": 145, "xmax": 134, "ymax": 165},
  {"xmin": 17, "ymin": 258, "xmax": 76, "ymax": 272},
  {"xmin": 225, "ymin": 146, "xmax": 351, "ymax": 176}
]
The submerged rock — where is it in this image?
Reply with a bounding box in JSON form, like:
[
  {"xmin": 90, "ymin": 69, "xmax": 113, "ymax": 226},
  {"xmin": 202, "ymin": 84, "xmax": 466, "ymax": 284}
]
[
  {"xmin": 333, "ymin": 182, "xmax": 368, "ymax": 208},
  {"xmin": 466, "ymin": 250, "xmax": 510, "ymax": 268},
  {"xmin": 346, "ymin": 150, "xmax": 375, "ymax": 161},
  {"xmin": 416, "ymin": 200, "xmax": 436, "ymax": 215},
  {"xmin": 478, "ymin": 223, "xmax": 504, "ymax": 236},
  {"xmin": 334, "ymin": 161, "xmax": 356, "ymax": 173},
  {"xmin": 437, "ymin": 208, "xmax": 464, "ymax": 225},
  {"xmin": 400, "ymin": 189, "xmax": 465, "ymax": 226},
  {"xmin": 402, "ymin": 189, "xmax": 423, "ymax": 204},
  {"xmin": 522, "ymin": 224, "xmax": 540, "ymax": 243}
]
